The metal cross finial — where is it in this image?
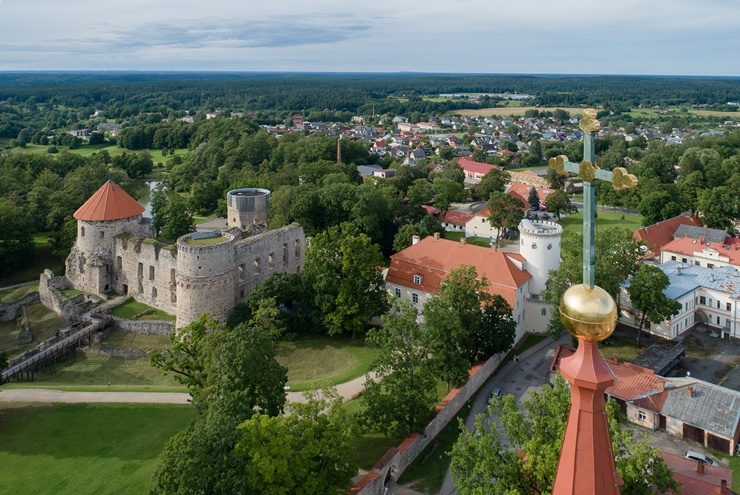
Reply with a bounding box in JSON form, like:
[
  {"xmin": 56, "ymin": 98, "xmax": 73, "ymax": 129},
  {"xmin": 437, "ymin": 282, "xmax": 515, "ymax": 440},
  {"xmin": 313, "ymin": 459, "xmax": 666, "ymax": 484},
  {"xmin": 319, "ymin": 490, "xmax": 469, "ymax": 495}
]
[{"xmin": 548, "ymin": 109, "xmax": 638, "ymax": 288}]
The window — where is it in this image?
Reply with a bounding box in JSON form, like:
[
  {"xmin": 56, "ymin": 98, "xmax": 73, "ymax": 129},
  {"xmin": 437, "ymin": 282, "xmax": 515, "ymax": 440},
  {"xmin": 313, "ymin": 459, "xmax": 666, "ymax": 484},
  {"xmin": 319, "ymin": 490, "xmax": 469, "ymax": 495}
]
[
  {"xmin": 116, "ymin": 256, "xmax": 122, "ymax": 270},
  {"xmin": 718, "ymin": 316, "xmax": 721, "ymax": 324},
  {"xmin": 541, "ymin": 308, "xmax": 547, "ymax": 316},
  {"xmin": 80, "ymin": 226, "xmax": 85, "ymax": 237},
  {"xmin": 531, "ymin": 243, "xmax": 538, "ymax": 249},
  {"xmin": 695, "ymin": 261, "xmax": 700, "ymax": 266},
  {"xmin": 708, "ymin": 263, "xmax": 714, "ymax": 269},
  {"xmin": 700, "ymin": 296, "xmax": 706, "ymax": 305},
  {"xmin": 99, "ymin": 231, "xmax": 104, "ymax": 239},
  {"xmin": 395, "ymin": 288, "xmax": 401, "ymax": 298},
  {"xmin": 638, "ymin": 411, "xmax": 646, "ymax": 421},
  {"xmin": 149, "ymin": 266, "xmax": 155, "ymax": 280},
  {"xmin": 728, "ymin": 303, "xmax": 732, "ymax": 311},
  {"xmin": 413, "ymin": 274, "xmax": 422, "ymax": 285},
  {"xmin": 717, "ymin": 301, "xmax": 721, "ymax": 309},
  {"xmin": 151, "ymin": 287, "xmax": 157, "ymax": 300},
  {"xmin": 283, "ymin": 243, "xmax": 289, "ymax": 262},
  {"xmin": 412, "ymin": 293, "xmax": 419, "ymax": 304},
  {"xmin": 254, "ymin": 258, "xmax": 260, "ymax": 274},
  {"xmin": 671, "ymin": 256, "xmax": 677, "ymax": 261},
  {"xmin": 268, "ymin": 253, "xmax": 274, "ymax": 269},
  {"xmin": 682, "ymin": 258, "xmax": 687, "ymax": 263},
  {"xmin": 238, "ymin": 264, "xmax": 246, "ymax": 281},
  {"xmin": 295, "ymin": 239, "xmax": 301, "ymax": 258},
  {"xmin": 547, "ymin": 243, "xmax": 552, "ymax": 250},
  {"xmin": 137, "ymin": 262, "xmax": 143, "ymax": 278}
]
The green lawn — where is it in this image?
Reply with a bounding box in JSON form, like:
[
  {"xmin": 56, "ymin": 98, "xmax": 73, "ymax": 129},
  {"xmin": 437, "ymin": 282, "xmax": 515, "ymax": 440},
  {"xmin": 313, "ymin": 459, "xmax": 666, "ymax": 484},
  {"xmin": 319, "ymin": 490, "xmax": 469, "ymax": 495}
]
[
  {"xmin": 0, "ymin": 283, "xmax": 38, "ymax": 303},
  {"xmin": 599, "ymin": 334, "xmax": 644, "ymax": 362},
  {"xmin": 0, "ymin": 402, "xmax": 195, "ymax": 495},
  {"xmin": 443, "ymin": 232, "xmax": 491, "ymax": 247},
  {"xmin": 558, "ymin": 210, "xmax": 643, "ymax": 239},
  {"xmin": 109, "ymin": 298, "xmax": 176, "ymax": 321},
  {"xmin": 277, "ymin": 333, "xmax": 379, "ymax": 391},
  {"xmin": 0, "ymin": 303, "xmax": 67, "ymax": 359}
]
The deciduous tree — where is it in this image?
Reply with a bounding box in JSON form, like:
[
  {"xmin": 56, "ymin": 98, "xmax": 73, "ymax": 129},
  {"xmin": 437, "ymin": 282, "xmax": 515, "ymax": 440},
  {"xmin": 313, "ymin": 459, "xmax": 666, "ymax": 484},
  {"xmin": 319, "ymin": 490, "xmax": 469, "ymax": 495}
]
[
  {"xmin": 487, "ymin": 191, "xmax": 525, "ymax": 245},
  {"xmin": 627, "ymin": 264, "xmax": 682, "ymax": 346}
]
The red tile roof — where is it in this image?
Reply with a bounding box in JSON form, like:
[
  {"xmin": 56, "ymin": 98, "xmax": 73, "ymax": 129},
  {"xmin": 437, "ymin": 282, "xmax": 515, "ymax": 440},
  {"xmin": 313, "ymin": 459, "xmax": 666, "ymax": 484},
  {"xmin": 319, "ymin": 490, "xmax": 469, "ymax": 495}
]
[
  {"xmin": 73, "ymin": 180, "xmax": 145, "ymax": 221},
  {"xmin": 440, "ymin": 210, "xmax": 474, "ymax": 226},
  {"xmin": 457, "ymin": 157, "xmax": 500, "ymax": 175},
  {"xmin": 661, "ymin": 237, "xmax": 740, "ymax": 266},
  {"xmin": 660, "ymin": 452, "xmax": 732, "ymax": 495},
  {"xmin": 386, "ymin": 235, "xmax": 531, "ymax": 307},
  {"xmin": 552, "ymin": 345, "xmax": 666, "ymax": 403},
  {"xmin": 633, "ymin": 214, "xmax": 702, "ymax": 255}
]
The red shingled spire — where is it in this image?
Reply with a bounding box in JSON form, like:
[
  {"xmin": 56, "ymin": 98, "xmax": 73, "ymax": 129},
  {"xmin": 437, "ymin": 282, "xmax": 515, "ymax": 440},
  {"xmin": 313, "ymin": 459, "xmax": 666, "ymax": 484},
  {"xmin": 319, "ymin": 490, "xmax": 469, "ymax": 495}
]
[{"xmin": 73, "ymin": 180, "xmax": 144, "ymax": 221}]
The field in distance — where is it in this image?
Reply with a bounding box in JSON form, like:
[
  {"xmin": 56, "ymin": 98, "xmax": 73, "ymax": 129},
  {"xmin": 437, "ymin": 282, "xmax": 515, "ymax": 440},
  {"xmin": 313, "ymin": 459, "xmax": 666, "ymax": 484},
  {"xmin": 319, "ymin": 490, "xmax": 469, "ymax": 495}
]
[{"xmin": 449, "ymin": 106, "xmax": 584, "ymax": 117}]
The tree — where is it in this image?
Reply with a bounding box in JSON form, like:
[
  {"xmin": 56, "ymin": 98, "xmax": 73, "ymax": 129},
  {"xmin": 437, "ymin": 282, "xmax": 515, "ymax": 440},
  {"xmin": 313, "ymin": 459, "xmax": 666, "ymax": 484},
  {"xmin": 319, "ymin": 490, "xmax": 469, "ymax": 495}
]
[
  {"xmin": 544, "ymin": 189, "xmax": 576, "ymax": 220},
  {"xmin": 360, "ymin": 301, "xmax": 438, "ymax": 437},
  {"xmin": 472, "ymin": 295, "xmax": 517, "ymax": 361},
  {"xmin": 150, "ymin": 183, "xmax": 169, "ymax": 238},
  {"xmin": 160, "ymin": 195, "xmax": 195, "ymax": 242},
  {"xmin": 627, "ymin": 265, "xmax": 682, "ymax": 346},
  {"xmin": 424, "ymin": 265, "xmax": 490, "ymax": 387},
  {"xmin": 432, "ymin": 177, "xmax": 465, "ymax": 216},
  {"xmin": 479, "ymin": 168, "xmax": 510, "ymax": 198},
  {"xmin": 0, "ymin": 198, "xmax": 36, "ymax": 277},
  {"xmin": 301, "ymin": 223, "xmax": 389, "ymax": 336},
  {"xmin": 237, "ymin": 388, "xmax": 357, "ymax": 495},
  {"xmin": 697, "ymin": 186, "xmax": 740, "ymax": 230},
  {"xmin": 527, "ymin": 187, "xmax": 541, "ymax": 211},
  {"xmin": 487, "ymin": 191, "xmax": 525, "ymax": 245},
  {"xmin": 0, "ymin": 351, "xmax": 7, "ymax": 371},
  {"xmin": 637, "ymin": 190, "xmax": 683, "ymax": 226},
  {"xmin": 450, "ymin": 377, "xmax": 680, "ymax": 495},
  {"xmin": 392, "ymin": 216, "xmax": 443, "ymax": 252},
  {"xmin": 544, "ymin": 227, "xmax": 643, "ymax": 309}
]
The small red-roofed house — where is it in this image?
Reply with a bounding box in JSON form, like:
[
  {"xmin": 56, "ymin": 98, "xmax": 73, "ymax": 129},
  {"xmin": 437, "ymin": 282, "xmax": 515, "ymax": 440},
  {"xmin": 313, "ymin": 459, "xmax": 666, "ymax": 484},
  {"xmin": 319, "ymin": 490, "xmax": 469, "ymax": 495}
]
[
  {"xmin": 385, "ymin": 233, "xmax": 532, "ymax": 341},
  {"xmin": 457, "ymin": 157, "xmax": 500, "ymax": 183}
]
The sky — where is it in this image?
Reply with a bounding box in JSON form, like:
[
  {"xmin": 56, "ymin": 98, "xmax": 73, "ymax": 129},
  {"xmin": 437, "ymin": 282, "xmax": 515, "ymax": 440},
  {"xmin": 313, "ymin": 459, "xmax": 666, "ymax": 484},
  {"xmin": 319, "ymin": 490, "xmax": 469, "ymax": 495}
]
[{"xmin": 0, "ymin": 0, "xmax": 738, "ymax": 76}]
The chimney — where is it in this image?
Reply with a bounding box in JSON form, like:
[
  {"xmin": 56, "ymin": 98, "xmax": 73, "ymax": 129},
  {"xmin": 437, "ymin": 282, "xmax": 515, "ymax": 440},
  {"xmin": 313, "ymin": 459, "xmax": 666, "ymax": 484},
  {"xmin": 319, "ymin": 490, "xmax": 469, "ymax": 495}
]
[
  {"xmin": 686, "ymin": 386, "xmax": 693, "ymax": 398},
  {"xmin": 696, "ymin": 461, "xmax": 705, "ymax": 474},
  {"xmin": 676, "ymin": 266, "xmax": 682, "ymax": 275},
  {"xmin": 434, "ymin": 232, "xmax": 440, "ymax": 240},
  {"xmin": 412, "ymin": 235, "xmax": 420, "ymax": 245},
  {"xmin": 460, "ymin": 237, "xmax": 467, "ymax": 246},
  {"xmin": 658, "ymin": 380, "xmax": 665, "ymax": 392}
]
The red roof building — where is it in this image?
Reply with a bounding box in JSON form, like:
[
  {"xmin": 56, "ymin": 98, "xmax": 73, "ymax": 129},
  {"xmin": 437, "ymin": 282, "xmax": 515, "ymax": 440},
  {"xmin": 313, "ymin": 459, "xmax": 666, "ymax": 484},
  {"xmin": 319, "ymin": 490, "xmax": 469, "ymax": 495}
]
[
  {"xmin": 660, "ymin": 452, "xmax": 732, "ymax": 495},
  {"xmin": 457, "ymin": 157, "xmax": 500, "ymax": 183},
  {"xmin": 73, "ymin": 180, "xmax": 144, "ymax": 222},
  {"xmin": 633, "ymin": 213, "xmax": 702, "ymax": 257}
]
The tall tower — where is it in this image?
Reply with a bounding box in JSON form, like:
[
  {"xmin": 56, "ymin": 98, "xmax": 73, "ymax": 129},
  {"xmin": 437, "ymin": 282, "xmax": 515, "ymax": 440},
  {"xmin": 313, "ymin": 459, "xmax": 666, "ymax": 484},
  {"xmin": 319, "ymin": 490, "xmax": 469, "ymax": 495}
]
[
  {"xmin": 226, "ymin": 188, "xmax": 270, "ymax": 230},
  {"xmin": 518, "ymin": 219, "xmax": 562, "ymax": 297},
  {"xmin": 66, "ymin": 180, "xmax": 146, "ymax": 294}
]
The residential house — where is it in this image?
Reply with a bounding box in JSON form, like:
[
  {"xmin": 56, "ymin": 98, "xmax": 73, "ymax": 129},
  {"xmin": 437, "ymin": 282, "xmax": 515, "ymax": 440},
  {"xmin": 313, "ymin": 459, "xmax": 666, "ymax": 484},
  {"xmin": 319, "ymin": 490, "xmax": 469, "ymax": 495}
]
[
  {"xmin": 457, "ymin": 157, "xmax": 500, "ymax": 184},
  {"xmin": 633, "ymin": 213, "xmax": 703, "ymax": 257},
  {"xmin": 660, "ymin": 452, "xmax": 733, "ymax": 495},
  {"xmin": 661, "ymin": 226, "xmax": 740, "ymax": 269}
]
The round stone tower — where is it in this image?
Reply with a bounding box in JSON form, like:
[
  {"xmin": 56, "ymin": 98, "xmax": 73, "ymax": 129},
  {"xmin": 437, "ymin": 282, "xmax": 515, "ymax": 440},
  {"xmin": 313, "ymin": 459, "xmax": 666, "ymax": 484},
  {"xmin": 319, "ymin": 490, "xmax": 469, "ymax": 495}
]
[
  {"xmin": 226, "ymin": 188, "xmax": 270, "ymax": 230},
  {"xmin": 175, "ymin": 231, "xmax": 237, "ymax": 328},
  {"xmin": 67, "ymin": 180, "xmax": 146, "ymax": 295},
  {"xmin": 518, "ymin": 218, "xmax": 563, "ymax": 296}
]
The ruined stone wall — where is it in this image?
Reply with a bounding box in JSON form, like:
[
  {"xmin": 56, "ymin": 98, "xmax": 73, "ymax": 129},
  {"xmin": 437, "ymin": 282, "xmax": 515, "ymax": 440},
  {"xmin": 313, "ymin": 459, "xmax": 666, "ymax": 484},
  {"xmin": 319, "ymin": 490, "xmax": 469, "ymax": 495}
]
[
  {"xmin": 114, "ymin": 236, "xmax": 178, "ymax": 316},
  {"xmin": 0, "ymin": 292, "xmax": 40, "ymax": 322},
  {"xmin": 110, "ymin": 316, "xmax": 174, "ymax": 335},
  {"xmin": 233, "ymin": 224, "xmax": 306, "ymax": 307}
]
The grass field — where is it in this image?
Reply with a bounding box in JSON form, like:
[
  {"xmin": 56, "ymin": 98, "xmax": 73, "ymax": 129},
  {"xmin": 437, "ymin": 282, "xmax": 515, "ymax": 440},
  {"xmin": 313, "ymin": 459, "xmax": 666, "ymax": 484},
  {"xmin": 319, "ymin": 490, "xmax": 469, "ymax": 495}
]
[
  {"xmin": 0, "ymin": 402, "xmax": 196, "ymax": 495},
  {"xmin": 0, "ymin": 303, "xmax": 67, "ymax": 359},
  {"xmin": 599, "ymin": 334, "xmax": 643, "ymax": 362},
  {"xmin": 558, "ymin": 210, "xmax": 643, "ymax": 239},
  {"xmin": 277, "ymin": 333, "xmax": 379, "ymax": 391},
  {"xmin": 10, "ymin": 143, "xmax": 190, "ymax": 161},
  {"xmin": 109, "ymin": 298, "xmax": 176, "ymax": 321},
  {"xmin": 449, "ymin": 106, "xmax": 585, "ymax": 118},
  {"xmin": 0, "ymin": 283, "xmax": 38, "ymax": 303}
]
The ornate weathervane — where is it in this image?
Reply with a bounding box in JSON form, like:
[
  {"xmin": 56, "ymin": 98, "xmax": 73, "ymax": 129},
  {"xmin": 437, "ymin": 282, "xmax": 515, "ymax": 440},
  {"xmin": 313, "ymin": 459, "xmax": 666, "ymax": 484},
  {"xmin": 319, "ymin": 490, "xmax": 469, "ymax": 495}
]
[{"xmin": 549, "ymin": 109, "xmax": 637, "ymax": 495}]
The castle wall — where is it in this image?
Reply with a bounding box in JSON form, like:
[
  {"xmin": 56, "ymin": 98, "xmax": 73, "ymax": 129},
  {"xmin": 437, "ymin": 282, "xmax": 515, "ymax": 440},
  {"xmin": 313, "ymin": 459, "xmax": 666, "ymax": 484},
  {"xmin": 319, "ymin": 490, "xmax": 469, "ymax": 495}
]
[
  {"xmin": 227, "ymin": 188, "xmax": 270, "ymax": 230},
  {"xmin": 113, "ymin": 236, "xmax": 178, "ymax": 316},
  {"xmin": 232, "ymin": 223, "xmax": 306, "ymax": 307}
]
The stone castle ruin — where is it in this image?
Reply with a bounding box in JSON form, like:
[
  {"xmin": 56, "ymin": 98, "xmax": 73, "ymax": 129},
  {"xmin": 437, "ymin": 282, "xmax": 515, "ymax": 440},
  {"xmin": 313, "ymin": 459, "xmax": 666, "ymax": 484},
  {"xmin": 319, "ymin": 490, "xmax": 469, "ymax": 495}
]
[{"xmin": 60, "ymin": 181, "xmax": 305, "ymax": 328}]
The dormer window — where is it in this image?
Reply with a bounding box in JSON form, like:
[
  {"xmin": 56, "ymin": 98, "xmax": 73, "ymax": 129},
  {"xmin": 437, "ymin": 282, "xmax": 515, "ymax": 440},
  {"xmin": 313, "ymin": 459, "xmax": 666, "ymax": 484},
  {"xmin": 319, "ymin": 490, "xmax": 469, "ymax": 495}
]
[{"xmin": 413, "ymin": 274, "xmax": 423, "ymax": 285}]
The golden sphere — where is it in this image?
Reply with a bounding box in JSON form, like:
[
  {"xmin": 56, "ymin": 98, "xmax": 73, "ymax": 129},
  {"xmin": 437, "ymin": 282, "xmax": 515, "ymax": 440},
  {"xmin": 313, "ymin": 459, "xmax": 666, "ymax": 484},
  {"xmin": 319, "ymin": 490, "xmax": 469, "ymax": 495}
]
[{"xmin": 559, "ymin": 284, "xmax": 617, "ymax": 342}]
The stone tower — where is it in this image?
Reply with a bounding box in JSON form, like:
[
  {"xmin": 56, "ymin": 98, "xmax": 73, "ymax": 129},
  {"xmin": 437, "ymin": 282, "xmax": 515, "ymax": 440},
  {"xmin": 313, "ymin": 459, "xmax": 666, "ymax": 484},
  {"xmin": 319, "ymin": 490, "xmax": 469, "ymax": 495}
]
[
  {"xmin": 518, "ymin": 218, "xmax": 563, "ymax": 297},
  {"xmin": 66, "ymin": 180, "xmax": 149, "ymax": 295},
  {"xmin": 226, "ymin": 188, "xmax": 270, "ymax": 230},
  {"xmin": 175, "ymin": 231, "xmax": 238, "ymax": 328}
]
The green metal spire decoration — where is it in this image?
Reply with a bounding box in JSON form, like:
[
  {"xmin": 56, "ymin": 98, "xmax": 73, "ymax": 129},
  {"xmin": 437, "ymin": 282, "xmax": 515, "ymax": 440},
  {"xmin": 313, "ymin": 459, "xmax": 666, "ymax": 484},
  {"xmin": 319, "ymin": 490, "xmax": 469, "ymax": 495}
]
[{"xmin": 548, "ymin": 109, "xmax": 638, "ymax": 288}]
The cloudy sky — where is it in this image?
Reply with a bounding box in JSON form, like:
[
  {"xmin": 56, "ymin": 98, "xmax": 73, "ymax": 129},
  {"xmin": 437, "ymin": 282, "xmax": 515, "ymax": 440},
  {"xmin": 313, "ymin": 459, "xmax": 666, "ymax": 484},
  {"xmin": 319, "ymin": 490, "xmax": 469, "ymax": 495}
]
[{"xmin": 1, "ymin": 0, "xmax": 738, "ymax": 75}]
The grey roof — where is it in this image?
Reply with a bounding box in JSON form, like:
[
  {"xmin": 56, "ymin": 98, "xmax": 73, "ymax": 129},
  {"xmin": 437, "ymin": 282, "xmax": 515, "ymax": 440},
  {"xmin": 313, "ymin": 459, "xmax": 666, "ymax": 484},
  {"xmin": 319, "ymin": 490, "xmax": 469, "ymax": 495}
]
[
  {"xmin": 661, "ymin": 377, "xmax": 740, "ymax": 438},
  {"xmin": 631, "ymin": 342, "xmax": 685, "ymax": 375},
  {"xmin": 660, "ymin": 260, "xmax": 740, "ymax": 300},
  {"xmin": 673, "ymin": 225, "xmax": 728, "ymax": 244}
]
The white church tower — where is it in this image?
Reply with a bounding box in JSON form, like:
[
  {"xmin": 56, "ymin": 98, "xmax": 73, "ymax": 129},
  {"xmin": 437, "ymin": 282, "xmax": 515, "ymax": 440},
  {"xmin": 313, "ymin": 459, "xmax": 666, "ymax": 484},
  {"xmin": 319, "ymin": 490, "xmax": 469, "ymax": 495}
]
[{"xmin": 518, "ymin": 218, "xmax": 563, "ymax": 333}]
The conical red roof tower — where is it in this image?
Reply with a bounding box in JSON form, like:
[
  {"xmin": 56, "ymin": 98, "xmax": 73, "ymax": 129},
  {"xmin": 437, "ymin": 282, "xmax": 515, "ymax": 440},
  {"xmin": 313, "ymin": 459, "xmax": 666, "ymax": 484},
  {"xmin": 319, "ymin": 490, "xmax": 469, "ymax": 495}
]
[{"xmin": 73, "ymin": 180, "xmax": 144, "ymax": 221}]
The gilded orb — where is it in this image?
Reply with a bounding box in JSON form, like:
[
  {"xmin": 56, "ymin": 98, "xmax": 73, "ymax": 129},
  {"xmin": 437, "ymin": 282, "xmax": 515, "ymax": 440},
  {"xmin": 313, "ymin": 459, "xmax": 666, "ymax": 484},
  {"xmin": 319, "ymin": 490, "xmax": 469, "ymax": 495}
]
[{"xmin": 559, "ymin": 284, "xmax": 617, "ymax": 342}]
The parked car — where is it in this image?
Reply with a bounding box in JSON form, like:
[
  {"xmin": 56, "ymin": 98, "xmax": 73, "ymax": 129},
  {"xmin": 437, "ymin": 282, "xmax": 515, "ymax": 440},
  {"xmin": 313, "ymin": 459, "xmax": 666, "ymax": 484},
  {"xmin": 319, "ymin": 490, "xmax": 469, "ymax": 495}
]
[
  {"xmin": 684, "ymin": 450, "xmax": 717, "ymax": 466},
  {"xmin": 542, "ymin": 213, "xmax": 550, "ymax": 219},
  {"xmin": 487, "ymin": 388, "xmax": 503, "ymax": 404}
]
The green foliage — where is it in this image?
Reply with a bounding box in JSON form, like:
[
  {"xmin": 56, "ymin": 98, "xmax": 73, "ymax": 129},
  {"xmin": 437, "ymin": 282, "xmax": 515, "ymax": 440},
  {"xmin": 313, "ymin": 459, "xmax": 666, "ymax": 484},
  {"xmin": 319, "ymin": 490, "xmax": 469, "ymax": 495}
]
[
  {"xmin": 544, "ymin": 189, "xmax": 576, "ymax": 220},
  {"xmin": 478, "ymin": 168, "xmax": 511, "ymax": 197},
  {"xmin": 527, "ymin": 187, "xmax": 541, "ymax": 210},
  {"xmin": 474, "ymin": 295, "xmax": 517, "ymax": 360},
  {"xmin": 159, "ymin": 195, "xmax": 195, "ymax": 243},
  {"xmin": 487, "ymin": 191, "xmax": 526, "ymax": 245},
  {"xmin": 237, "ymin": 388, "xmax": 357, "ymax": 495},
  {"xmin": 423, "ymin": 265, "xmax": 490, "ymax": 387},
  {"xmin": 0, "ymin": 198, "xmax": 36, "ymax": 276},
  {"xmin": 302, "ymin": 223, "xmax": 389, "ymax": 336},
  {"xmin": 637, "ymin": 190, "xmax": 683, "ymax": 226},
  {"xmin": 627, "ymin": 265, "xmax": 682, "ymax": 345},
  {"xmin": 697, "ymin": 185, "xmax": 740, "ymax": 229},
  {"xmin": 450, "ymin": 377, "xmax": 679, "ymax": 495},
  {"xmin": 432, "ymin": 177, "xmax": 466, "ymax": 214},
  {"xmin": 392, "ymin": 216, "xmax": 444, "ymax": 252},
  {"xmin": 360, "ymin": 302, "xmax": 438, "ymax": 437}
]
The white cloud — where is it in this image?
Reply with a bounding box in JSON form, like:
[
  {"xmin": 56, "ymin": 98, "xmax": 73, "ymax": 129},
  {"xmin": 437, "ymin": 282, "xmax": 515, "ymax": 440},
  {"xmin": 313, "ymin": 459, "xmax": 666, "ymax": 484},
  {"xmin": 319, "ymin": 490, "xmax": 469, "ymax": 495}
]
[{"xmin": 0, "ymin": 0, "xmax": 738, "ymax": 74}]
